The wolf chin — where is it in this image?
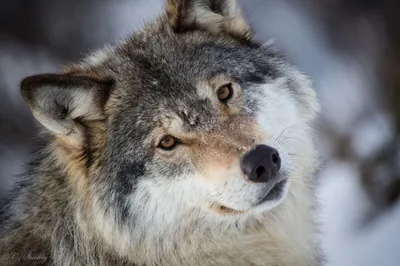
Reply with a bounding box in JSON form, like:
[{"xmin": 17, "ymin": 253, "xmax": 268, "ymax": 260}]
[{"xmin": 0, "ymin": 0, "xmax": 321, "ymax": 265}]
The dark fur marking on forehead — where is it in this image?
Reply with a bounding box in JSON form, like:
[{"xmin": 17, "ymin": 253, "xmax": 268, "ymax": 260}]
[
  {"xmin": 179, "ymin": 110, "xmax": 200, "ymax": 127},
  {"xmin": 174, "ymin": 98, "xmax": 215, "ymax": 130}
]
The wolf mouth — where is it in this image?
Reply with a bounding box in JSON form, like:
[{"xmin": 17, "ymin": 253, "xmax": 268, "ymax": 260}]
[
  {"xmin": 213, "ymin": 205, "xmax": 246, "ymax": 215},
  {"xmin": 256, "ymin": 179, "xmax": 287, "ymax": 206},
  {"xmin": 212, "ymin": 179, "xmax": 288, "ymax": 215}
]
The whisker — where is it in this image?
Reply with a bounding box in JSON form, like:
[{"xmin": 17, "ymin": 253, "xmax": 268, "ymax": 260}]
[{"xmin": 275, "ymin": 125, "xmax": 297, "ymax": 143}]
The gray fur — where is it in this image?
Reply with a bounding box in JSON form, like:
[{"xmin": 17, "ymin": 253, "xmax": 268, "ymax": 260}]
[{"xmin": 0, "ymin": 0, "xmax": 321, "ymax": 265}]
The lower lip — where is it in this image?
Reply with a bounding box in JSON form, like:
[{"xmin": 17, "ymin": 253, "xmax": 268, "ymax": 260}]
[
  {"xmin": 257, "ymin": 179, "xmax": 287, "ymax": 205},
  {"xmin": 213, "ymin": 179, "xmax": 287, "ymax": 215}
]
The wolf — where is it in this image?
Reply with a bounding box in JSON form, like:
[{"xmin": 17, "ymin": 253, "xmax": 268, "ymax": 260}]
[{"xmin": 0, "ymin": 0, "xmax": 321, "ymax": 265}]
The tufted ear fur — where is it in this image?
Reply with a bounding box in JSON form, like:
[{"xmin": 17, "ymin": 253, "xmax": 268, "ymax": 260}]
[
  {"xmin": 166, "ymin": 0, "xmax": 252, "ymax": 40},
  {"xmin": 20, "ymin": 73, "xmax": 113, "ymax": 136}
]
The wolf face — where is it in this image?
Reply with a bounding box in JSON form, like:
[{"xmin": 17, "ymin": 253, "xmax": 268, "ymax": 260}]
[
  {"xmin": 18, "ymin": 0, "xmax": 320, "ymax": 264},
  {"xmin": 100, "ymin": 39, "xmax": 317, "ymax": 216}
]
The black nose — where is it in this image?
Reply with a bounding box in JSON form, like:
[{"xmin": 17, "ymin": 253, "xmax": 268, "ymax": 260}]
[{"xmin": 241, "ymin": 145, "xmax": 281, "ymax": 183}]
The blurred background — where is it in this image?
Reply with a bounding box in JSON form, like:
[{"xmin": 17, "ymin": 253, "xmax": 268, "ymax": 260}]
[{"xmin": 0, "ymin": 0, "xmax": 399, "ymax": 265}]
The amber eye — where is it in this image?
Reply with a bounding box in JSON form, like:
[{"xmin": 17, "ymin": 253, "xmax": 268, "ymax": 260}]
[
  {"xmin": 217, "ymin": 84, "xmax": 233, "ymax": 103},
  {"xmin": 158, "ymin": 135, "xmax": 178, "ymax": 150}
]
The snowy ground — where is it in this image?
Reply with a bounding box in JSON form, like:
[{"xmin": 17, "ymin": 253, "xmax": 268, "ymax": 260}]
[{"xmin": 319, "ymin": 162, "xmax": 400, "ymax": 266}]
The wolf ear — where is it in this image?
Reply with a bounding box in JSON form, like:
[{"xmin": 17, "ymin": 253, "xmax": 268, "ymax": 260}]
[
  {"xmin": 166, "ymin": 0, "xmax": 252, "ymax": 40},
  {"xmin": 20, "ymin": 73, "xmax": 113, "ymax": 135}
]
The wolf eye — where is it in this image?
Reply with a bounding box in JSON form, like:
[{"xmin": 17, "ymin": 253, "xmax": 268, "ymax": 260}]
[
  {"xmin": 158, "ymin": 135, "xmax": 177, "ymax": 150},
  {"xmin": 217, "ymin": 84, "xmax": 233, "ymax": 103}
]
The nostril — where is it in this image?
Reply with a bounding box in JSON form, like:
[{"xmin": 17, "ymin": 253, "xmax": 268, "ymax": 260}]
[
  {"xmin": 255, "ymin": 165, "xmax": 266, "ymax": 177},
  {"xmin": 241, "ymin": 145, "xmax": 281, "ymax": 182},
  {"xmin": 272, "ymin": 152, "xmax": 279, "ymax": 165}
]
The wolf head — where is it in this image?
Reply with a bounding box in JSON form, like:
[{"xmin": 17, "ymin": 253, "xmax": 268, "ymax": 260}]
[{"xmin": 20, "ymin": 0, "xmax": 320, "ymax": 262}]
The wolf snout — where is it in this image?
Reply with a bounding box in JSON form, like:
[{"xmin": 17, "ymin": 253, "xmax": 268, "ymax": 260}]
[{"xmin": 241, "ymin": 145, "xmax": 281, "ymax": 183}]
